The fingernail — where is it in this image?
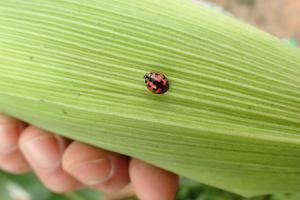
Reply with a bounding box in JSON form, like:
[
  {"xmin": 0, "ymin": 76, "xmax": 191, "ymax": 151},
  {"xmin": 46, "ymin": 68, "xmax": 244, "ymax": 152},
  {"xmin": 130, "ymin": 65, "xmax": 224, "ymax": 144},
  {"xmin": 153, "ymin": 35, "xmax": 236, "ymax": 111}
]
[
  {"xmin": 21, "ymin": 135, "xmax": 63, "ymax": 171},
  {"xmin": 70, "ymin": 158, "xmax": 115, "ymax": 185},
  {"xmin": 0, "ymin": 125, "xmax": 19, "ymax": 153}
]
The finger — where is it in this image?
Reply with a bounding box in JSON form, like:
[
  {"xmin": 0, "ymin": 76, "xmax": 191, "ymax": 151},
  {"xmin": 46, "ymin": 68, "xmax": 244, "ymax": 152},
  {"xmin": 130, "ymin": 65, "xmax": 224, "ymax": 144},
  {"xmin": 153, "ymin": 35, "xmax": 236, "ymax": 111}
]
[
  {"xmin": 62, "ymin": 142, "xmax": 130, "ymax": 193},
  {"xmin": 129, "ymin": 159, "xmax": 179, "ymax": 200},
  {"xmin": 0, "ymin": 114, "xmax": 30, "ymax": 173},
  {"xmin": 104, "ymin": 184, "xmax": 135, "ymax": 200},
  {"xmin": 19, "ymin": 126, "xmax": 82, "ymax": 192},
  {"xmin": 0, "ymin": 150, "xmax": 31, "ymax": 174}
]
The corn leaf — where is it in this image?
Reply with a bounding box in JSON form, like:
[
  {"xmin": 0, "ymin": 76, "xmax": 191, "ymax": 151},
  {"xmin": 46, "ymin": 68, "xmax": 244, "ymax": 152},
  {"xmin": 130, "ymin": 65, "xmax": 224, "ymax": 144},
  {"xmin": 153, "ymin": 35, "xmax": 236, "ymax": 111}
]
[{"xmin": 0, "ymin": 0, "xmax": 300, "ymax": 197}]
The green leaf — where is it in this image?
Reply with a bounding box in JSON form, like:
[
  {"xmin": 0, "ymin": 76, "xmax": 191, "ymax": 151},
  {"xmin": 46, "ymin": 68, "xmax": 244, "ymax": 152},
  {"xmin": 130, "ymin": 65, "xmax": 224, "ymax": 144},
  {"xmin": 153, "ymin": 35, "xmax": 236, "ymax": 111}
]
[
  {"xmin": 0, "ymin": 0, "xmax": 300, "ymax": 197},
  {"xmin": 0, "ymin": 175, "xmax": 11, "ymax": 200},
  {"xmin": 61, "ymin": 189, "xmax": 102, "ymax": 200},
  {"xmin": 1, "ymin": 171, "xmax": 51, "ymax": 200},
  {"xmin": 0, "ymin": 171, "xmax": 102, "ymax": 200}
]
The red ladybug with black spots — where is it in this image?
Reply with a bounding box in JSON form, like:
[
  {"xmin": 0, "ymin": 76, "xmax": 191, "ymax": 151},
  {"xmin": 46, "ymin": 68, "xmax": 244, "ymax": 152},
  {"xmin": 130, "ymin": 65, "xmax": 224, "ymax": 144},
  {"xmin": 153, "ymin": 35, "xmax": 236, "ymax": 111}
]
[{"xmin": 144, "ymin": 72, "xmax": 169, "ymax": 94}]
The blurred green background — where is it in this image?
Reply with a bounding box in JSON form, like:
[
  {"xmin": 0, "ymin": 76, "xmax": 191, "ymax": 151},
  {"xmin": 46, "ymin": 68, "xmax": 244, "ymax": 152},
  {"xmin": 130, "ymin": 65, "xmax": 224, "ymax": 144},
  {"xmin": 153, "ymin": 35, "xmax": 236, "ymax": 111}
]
[
  {"xmin": 2, "ymin": 171, "xmax": 300, "ymax": 200},
  {"xmin": 207, "ymin": 0, "xmax": 300, "ymax": 45}
]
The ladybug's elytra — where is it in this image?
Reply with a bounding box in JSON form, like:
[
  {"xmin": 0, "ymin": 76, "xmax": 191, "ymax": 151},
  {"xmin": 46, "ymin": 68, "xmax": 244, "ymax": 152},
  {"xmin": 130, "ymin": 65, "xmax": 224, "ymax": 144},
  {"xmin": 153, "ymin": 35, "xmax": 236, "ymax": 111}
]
[{"xmin": 144, "ymin": 72, "xmax": 169, "ymax": 94}]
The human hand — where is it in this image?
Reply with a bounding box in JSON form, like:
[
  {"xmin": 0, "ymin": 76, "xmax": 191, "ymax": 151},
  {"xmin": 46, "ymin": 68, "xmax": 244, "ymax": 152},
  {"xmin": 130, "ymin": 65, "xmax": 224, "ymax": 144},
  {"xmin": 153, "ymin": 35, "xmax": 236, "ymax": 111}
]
[{"xmin": 0, "ymin": 114, "xmax": 178, "ymax": 200}]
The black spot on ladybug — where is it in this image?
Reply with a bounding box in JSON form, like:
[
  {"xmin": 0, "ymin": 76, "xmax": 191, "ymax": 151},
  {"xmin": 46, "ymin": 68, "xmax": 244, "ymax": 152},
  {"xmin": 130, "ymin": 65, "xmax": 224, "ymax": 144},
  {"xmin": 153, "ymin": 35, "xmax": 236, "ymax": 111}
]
[{"xmin": 144, "ymin": 72, "xmax": 169, "ymax": 94}]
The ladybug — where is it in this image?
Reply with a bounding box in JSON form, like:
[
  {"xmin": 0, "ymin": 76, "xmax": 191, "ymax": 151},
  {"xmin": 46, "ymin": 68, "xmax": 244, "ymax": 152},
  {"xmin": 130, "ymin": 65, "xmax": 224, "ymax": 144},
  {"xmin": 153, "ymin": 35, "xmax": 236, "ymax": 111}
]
[{"xmin": 144, "ymin": 72, "xmax": 169, "ymax": 94}]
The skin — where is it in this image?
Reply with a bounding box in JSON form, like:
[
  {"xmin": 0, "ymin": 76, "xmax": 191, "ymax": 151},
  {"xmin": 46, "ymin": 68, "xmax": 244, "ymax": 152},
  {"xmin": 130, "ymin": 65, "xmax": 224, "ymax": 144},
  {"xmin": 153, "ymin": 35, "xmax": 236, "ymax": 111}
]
[{"xmin": 0, "ymin": 113, "xmax": 178, "ymax": 200}]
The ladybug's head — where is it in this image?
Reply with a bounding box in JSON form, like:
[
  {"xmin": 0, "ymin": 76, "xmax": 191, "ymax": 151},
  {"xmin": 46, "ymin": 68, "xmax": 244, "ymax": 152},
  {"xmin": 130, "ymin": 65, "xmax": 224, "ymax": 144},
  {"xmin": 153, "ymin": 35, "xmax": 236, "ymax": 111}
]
[
  {"xmin": 144, "ymin": 72, "xmax": 152, "ymax": 80},
  {"xmin": 144, "ymin": 72, "xmax": 154, "ymax": 83}
]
